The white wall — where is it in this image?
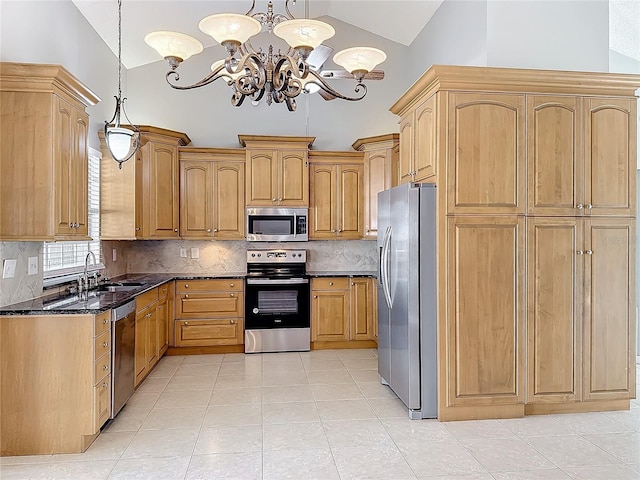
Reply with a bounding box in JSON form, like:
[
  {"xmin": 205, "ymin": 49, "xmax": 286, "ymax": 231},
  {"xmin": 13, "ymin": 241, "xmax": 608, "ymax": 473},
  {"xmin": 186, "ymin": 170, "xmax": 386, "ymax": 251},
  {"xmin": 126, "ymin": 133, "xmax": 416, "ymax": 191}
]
[
  {"xmin": 0, "ymin": 0, "xmax": 119, "ymax": 152},
  {"xmin": 126, "ymin": 16, "xmax": 408, "ymax": 150},
  {"xmin": 486, "ymin": 0, "xmax": 609, "ymax": 71}
]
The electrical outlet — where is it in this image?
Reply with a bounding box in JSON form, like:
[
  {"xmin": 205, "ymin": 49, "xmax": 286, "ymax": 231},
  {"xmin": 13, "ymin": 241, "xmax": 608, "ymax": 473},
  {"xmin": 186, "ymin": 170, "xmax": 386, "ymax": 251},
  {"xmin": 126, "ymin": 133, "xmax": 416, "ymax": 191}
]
[
  {"xmin": 28, "ymin": 256, "xmax": 38, "ymax": 275},
  {"xmin": 112, "ymin": 249, "xmax": 117, "ymax": 262},
  {"xmin": 191, "ymin": 247, "xmax": 200, "ymax": 259},
  {"xmin": 179, "ymin": 248, "xmax": 187, "ymax": 258},
  {"xmin": 2, "ymin": 259, "xmax": 17, "ymax": 279}
]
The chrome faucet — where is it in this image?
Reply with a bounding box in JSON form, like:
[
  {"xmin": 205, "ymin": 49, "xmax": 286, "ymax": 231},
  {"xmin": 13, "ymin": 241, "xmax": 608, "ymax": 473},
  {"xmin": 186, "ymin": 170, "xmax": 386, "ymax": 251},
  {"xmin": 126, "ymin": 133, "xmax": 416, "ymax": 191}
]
[{"xmin": 80, "ymin": 251, "xmax": 97, "ymax": 294}]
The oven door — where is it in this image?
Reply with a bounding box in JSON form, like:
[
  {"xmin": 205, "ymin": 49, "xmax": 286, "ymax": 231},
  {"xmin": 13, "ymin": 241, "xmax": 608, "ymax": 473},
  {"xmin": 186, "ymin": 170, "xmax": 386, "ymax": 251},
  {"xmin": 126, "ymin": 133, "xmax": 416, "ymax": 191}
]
[{"xmin": 245, "ymin": 277, "xmax": 310, "ymax": 329}]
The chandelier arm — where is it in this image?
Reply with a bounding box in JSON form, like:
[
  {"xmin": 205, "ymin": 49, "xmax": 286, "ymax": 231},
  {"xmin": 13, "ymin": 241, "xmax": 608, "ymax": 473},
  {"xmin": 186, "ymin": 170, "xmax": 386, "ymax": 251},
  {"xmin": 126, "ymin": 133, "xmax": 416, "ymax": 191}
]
[
  {"xmin": 271, "ymin": 56, "xmax": 303, "ymax": 98},
  {"xmin": 165, "ymin": 69, "xmax": 227, "ymax": 90},
  {"xmin": 244, "ymin": 0, "xmax": 256, "ymax": 17},
  {"xmin": 306, "ymin": 70, "xmax": 369, "ymax": 101},
  {"xmin": 284, "ymin": 0, "xmax": 296, "ymax": 20}
]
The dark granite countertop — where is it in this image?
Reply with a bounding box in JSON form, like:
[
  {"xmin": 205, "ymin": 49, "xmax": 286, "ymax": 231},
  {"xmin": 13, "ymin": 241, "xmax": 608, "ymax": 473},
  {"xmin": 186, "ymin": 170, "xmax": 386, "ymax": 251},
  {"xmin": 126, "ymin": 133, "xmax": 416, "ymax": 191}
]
[
  {"xmin": 0, "ymin": 272, "xmax": 247, "ymax": 315},
  {"xmin": 306, "ymin": 271, "xmax": 377, "ymax": 277}
]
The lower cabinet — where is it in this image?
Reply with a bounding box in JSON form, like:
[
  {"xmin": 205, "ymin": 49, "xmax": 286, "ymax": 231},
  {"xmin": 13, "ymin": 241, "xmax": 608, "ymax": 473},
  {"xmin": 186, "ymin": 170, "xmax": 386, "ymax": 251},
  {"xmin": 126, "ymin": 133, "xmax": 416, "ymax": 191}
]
[
  {"xmin": 174, "ymin": 279, "xmax": 244, "ymax": 347},
  {"xmin": 526, "ymin": 217, "xmax": 635, "ymax": 411},
  {"xmin": 134, "ymin": 283, "xmax": 172, "ymax": 388},
  {"xmin": 311, "ymin": 277, "xmax": 377, "ymax": 344},
  {"xmin": 0, "ymin": 310, "xmax": 112, "ymax": 455}
]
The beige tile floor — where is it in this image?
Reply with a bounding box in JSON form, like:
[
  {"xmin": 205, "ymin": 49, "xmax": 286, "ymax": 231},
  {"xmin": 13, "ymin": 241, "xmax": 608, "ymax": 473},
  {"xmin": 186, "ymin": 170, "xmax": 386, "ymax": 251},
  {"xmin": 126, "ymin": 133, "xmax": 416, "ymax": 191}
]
[{"xmin": 1, "ymin": 349, "xmax": 639, "ymax": 480}]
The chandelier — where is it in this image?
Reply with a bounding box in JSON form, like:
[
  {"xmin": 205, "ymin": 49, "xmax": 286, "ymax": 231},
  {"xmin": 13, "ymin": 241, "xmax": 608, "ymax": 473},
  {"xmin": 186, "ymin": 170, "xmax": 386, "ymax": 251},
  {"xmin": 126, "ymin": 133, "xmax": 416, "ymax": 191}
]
[{"xmin": 144, "ymin": 0, "xmax": 387, "ymax": 111}]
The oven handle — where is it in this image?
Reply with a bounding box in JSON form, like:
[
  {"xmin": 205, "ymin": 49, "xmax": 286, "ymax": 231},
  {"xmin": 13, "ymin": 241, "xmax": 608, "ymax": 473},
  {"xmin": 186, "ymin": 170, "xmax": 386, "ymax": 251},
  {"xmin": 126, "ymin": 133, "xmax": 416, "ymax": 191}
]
[{"xmin": 246, "ymin": 278, "xmax": 309, "ymax": 285}]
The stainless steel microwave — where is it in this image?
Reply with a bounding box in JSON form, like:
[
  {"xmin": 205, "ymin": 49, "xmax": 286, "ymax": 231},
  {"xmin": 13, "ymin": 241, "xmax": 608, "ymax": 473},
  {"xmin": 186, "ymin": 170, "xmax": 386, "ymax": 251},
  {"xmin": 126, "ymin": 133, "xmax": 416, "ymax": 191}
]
[{"xmin": 246, "ymin": 207, "xmax": 308, "ymax": 242}]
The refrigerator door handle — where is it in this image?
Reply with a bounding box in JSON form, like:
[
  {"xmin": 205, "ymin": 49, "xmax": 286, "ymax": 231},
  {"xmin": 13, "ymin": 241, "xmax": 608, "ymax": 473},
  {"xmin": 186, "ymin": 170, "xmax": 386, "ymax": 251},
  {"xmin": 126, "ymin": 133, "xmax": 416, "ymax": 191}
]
[{"xmin": 381, "ymin": 226, "xmax": 393, "ymax": 309}]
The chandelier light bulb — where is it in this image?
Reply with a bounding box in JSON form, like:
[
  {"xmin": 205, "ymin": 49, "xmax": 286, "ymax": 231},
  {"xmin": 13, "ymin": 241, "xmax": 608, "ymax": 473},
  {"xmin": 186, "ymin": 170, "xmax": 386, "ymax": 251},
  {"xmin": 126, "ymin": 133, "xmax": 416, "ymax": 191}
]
[
  {"xmin": 333, "ymin": 47, "xmax": 387, "ymax": 74},
  {"xmin": 144, "ymin": 31, "xmax": 203, "ymax": 62},
  {"xmin": 273, "ymin": 19, "xmax": 335, "ymax": 49},
  {"xmin": 199, "ymin": 13, "xmax": 262, "ymax": 45}
]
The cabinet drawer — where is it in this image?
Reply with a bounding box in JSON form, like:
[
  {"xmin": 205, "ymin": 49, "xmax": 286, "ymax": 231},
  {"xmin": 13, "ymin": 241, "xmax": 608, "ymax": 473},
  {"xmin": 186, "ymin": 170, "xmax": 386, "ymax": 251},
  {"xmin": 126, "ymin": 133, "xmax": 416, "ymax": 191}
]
[
  {"xmin": 94, "ymin": 374, "xmax": 111, "ymax": 432},
  {"xmin": 176, "ymin": 292, "xmax": 243, "ymax": 318},
  {"xmin": 94, "ymin": 311, "xmax": 111, "ymax": 337},
  {"xmin": 136, "ymin": 288, "xmax": 159, "ymax": 310},
  {"xmin": 176, "ymin": 279, "xmax": 242, "ymax": 293},
  {"xmin": 175, "ymin": 319, "xmax": 243, "ymax": 346},
  {"xmin": 94, "ymin": 351, "xmax": 111, "ymax": 384},
  {"xmin": 94, "ymin": 331, "xmax": 111, "ymax": 360},
  {"xmin": 312, "ymin": 277, "xmax": 349, "ymax": 290}
]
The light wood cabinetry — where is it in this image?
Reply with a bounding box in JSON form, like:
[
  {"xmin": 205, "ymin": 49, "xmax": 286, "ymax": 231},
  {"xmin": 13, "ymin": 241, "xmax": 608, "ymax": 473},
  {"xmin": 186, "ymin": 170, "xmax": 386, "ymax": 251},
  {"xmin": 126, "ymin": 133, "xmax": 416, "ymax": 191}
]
[
  {"xmin": 0, "ymin": 310, "xmax": 111, "ymax": 455},
  {"xmin": 0, "ymin": 62, "xmax": 99, "ymax": 240},
  {"xmin": 397, "ymin": 93, "xmax": 439, "ymax": 185},
  {"xmin": 174, "ymin": 279, "xmax": 244, "ymax": 347},
  {"xmin": 134, "ymin": 287, "xmax": 159, "ymax": 387},
  {"xmin": 179, "ymin": 148, "xmax": 245, "ymax": 239},
  {"xmin": 309, "ymin": 151, "xmax": 364, "ymax": 239},
  {"xmin": 352, "ymin": 134, "xmax": 399, "ymax": 239},
  {"xmin": 311, "ymin": 277, "xmax": 376, "ymax": 344},
  {"xmin": 240, "ymin": 135, "xmax": 314, "ymax": 206},
  {"xmin": 390, "ymin": 65, "xmax": 640, "ymax": 421},
  {"xmin": 100, "ymin": 126, "xmax": 190, "ymax": 240}
]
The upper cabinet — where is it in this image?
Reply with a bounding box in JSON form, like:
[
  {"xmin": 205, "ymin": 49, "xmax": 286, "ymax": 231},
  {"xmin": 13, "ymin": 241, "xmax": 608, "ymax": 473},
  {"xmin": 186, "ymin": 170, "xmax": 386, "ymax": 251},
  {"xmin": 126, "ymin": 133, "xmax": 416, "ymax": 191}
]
[
  {"xmin": 0, "ymin": 62, "xmax": 100, "ymax": 241},
  {"xmin": 309, "ymin": 151, "xmax": 364, "ymax": 240},
  {"xmin": 179, "ymin": 148, "xmax": 245, "ymax": 240},
  {"xmin": 240, "ymin": 135, "xmax": 314, "ymax": 207},
  {"xmin": 352, "ymin": 134, "xmax": 399, "ymax": 239},
  {"xmin": 100, "ymin": 126, "xmax": 190, "ymax": 240}
]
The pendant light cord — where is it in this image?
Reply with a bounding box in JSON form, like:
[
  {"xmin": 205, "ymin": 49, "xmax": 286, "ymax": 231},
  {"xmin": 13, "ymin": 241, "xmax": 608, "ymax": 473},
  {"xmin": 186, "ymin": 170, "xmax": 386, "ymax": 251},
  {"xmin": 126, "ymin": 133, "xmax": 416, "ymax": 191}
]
[{"xmin": 117, "ymin": 0, "xmax": 123, "ymax": 99}]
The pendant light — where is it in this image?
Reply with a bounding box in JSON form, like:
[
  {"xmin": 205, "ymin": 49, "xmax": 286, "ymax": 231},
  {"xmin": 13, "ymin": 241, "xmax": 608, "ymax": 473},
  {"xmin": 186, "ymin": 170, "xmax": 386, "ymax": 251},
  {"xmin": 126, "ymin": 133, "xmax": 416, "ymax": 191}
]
[{"xmin": 104, "ymin": 0, "xmax": 139, "ymax": 169}]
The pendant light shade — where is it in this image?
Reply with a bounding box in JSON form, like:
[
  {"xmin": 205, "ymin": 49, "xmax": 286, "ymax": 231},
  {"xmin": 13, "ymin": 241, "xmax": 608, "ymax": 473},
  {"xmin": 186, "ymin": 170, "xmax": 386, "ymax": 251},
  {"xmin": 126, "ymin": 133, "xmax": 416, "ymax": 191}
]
[
  {"xmin": 105, "ymin": 126, "xmax": 136, "ymax": 162},
  {"xmin": 144, "ymin": 31, "xmax": 203, "ymax": 62},
  {"xmin": 333, "ymin": 47, "xmax": 387, "ymax": 74},
  {"xmin": 273, "ymin": 19, "xmax": 335, "ymax": 49},
  {"xmin": 199, "ymin": 13, "xmax": 262, "ymax": 45}
]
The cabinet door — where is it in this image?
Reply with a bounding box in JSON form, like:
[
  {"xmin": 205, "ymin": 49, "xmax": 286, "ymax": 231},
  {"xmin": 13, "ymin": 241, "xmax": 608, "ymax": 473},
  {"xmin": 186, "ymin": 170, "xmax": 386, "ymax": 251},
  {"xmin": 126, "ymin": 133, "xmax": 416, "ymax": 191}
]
[
  {"xmin": 584, "ymin": 98, "xmax": 636, "ymax": 217},
  {"xmin": 349, "ymin": 278, "xmax": 375, "ymax": 340},
  {"xmin": 309, "ymin": 164, "xmax": 336, "ymax": 239},
  {"xmin": 213, "ymin": 161, "xmax": 245, "ymax": 239},
  {"xmin": 72, "ymin": 108, "xmax": 89, "ymax": 237},
  {"xmin": 447, "ymin": 93, "xmax": 525, "ymax": 215},
  {"xmin": 363, "ymin": 150, "xmax": 391, "ymax": 238},
  {"xmin": 180, "ymin": 160, "xmax": 213, "ymax": 238},
  {"xmin": 526, "ymin": 217, "xmax": 582, "ymax": 404},
  {"xmin": 157, "ymin": 294, "xmax": 169, "ymax": 357},
  {"xmin": 147, "ymin": 305, "xmax": 158, "ymax": 369},
  {"xmin": 311, "ymin": 289, "xmax": 349, "ymax": 341},
  {"xmin": 176, "ymin": 292, "xmax": 243, "ymax": 318},
  {"xmin": 446, "ymin": 216, "xmax": 525, "ymax": 407},
  {"xmin": 583, "ymin": 218, "xmax": 635, "ymax": 401},
  {"xmin": 134, "ymin": 307, "xmax": 148, "ymax": 387},
  {"xmin": 413, "ymin": 94, "xmax": 438, "ymax": 182},
  {"xmin": 337, "ymin": 165, "xmax": 363, "ymax": 239},
  {"xmin": 53, "ymin": 96, "xmax": 76, "ymax": 237},
  {"xmin": 145, "ymin": 142, "xmax": 179, "ymax": 238},
  {"xmin": 278, "ymin": 150, "xmax": 309, "ymax": 206},
  {"xmin": 246, "ymin": 150, "xmax": 278, "ymax": 206},
  {"xmin": 93, "ymin": 375, "xmax": 111, "ymax": 432},
  {"xmin": 527, "ymin": 96, "xmax": 582, "ymax": 216},
  {"xmin": 398, "ymin": 113, "xmax": 414, "ymax": 184}
]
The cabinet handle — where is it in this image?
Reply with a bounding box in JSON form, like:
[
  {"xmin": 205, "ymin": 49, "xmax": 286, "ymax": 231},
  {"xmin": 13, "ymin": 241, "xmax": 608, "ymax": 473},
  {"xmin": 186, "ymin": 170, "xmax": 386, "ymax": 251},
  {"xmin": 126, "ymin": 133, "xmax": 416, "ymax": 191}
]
[
  {"xmin": 577, "ymin": 250, "xmax": 584, "ymax": 255},
  {"xmin": 586, "ymin": 250, "xmax": 593, "ymax": 255},
  {"xmin": 586, "ymin": 204, "xmax": 592, "ymax": 209},
  {"xmin": 103, "ymin": 319, "xmax": 108, "ymax": 324},
  {"xmin": 329, "ymin": 282, "xmax": 334, "ymax": 286},
  {"xmin": 69, "ymin": 222, "xmax": 73, "ymax": 228},
  {"xmin": 103, "ymin": 341, "xmax": 109, "ymax": 348},
  {"xmin": 103, "ymin": 364, "xmax": 109, "ymax": 371},
  {"xmin": 576, "ymin": 204, "xmax": 583, "ymax": 210}
]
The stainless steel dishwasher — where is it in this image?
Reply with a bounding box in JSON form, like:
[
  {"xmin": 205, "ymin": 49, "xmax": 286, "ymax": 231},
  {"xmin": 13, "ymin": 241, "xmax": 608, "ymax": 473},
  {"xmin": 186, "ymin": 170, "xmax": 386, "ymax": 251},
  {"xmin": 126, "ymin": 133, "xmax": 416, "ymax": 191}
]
[{"xmin": 110, "ymin": 300, "xmax": 136, "ymax": 419}]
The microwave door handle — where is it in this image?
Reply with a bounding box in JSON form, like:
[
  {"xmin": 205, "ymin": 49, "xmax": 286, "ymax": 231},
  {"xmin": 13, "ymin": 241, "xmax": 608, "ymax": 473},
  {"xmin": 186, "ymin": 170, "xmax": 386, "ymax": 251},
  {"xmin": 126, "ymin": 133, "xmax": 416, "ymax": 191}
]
[{"xmin": 293, "ymin": 213, "xmax": 297, "ymax": 238}]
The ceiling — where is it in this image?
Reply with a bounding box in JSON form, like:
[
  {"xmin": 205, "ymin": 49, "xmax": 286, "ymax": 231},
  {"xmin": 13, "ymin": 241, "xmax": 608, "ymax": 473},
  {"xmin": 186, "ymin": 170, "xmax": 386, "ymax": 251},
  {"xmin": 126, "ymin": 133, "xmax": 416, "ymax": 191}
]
[{"xmin": 72, "ymin": 0, "xmax": 443, "ymax": 69}]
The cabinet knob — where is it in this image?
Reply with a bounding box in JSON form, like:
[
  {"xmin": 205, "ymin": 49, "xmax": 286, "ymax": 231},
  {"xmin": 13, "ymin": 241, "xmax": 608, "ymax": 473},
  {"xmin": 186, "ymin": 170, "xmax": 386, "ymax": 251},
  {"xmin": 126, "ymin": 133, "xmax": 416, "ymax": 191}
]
[
  {"xmin": 103, "ymin": 382, "xmax": 108, "ymax": 389},
  {"xmin": 103, "ymin": 319, "xmax": 108, "ymax": 325},
  {"xmin": 586, "ymin": 250, "xmax": 593, "ymax": 255},
  {"xmin": 185, "ymin": 284, "xmax": 189, "ymax": 288},
  {"xmin": 184, "ymin": 294, "xmax": 189, "ymax": 299},
  {"xmin": 586, "ymin": 204, "xmax": 592, "ymax": 209},
  {"xmin": 577, "ymin": 250, "xmax": 584, "ymax": 255},
  {"xmin": 136, "ymin": 227, "xmax": 140, "ymax": 231},
  {"xmin": 352, "ymin": 282, "xmax": 355, "ymax": 286},
  {"xmin": 207, "ymin": 229, "xmax": 211, "ymax": 232},
  {"xmin": 103, "ymin": 364, "xmax": 109, "ymax": 371},
  {"xmin": 331, "ymin": 229, "xmax": 336, "ymax": 233},
  {"xmin": 103, "ymin": 341, "xmax": 109, "ymax": 348},
  {"xmin": 184, "ymin": 321, "xmax": 189, "ymax": 325},
  {"xmin": 313, "ymin": 295, "xmax": 318, "ymax": 298},
  {"xmin": 576, "ymin": 204, "xmax": 584, "ymax": 210},
  {"xmin": 230, "ymin": 283, "xmax": 234, "ymax": 287},
  {"xmin": 278, "ymin": 198, "xmax": 282, "ymax": 202},
  {"xmin": 329, "ymin": 282, "xmax": 334, "ymax": 286},
  {"xmin": 213, "ymin": 228, "xmax": 218, "ymax": 232},
  {"xmin": 338, "ymin": 229, "xmax": 342, "ymax": 232},
  {"xmin": 230, "ymin": 293, "xmax": 234, "ymax": 297},
  {"xmin": 272, "ymin": 198, "xmax": 277, "ymax": 202},
  {"xmin": 230, "ymin": 319, "xmax": 236, "ymax": 324},
  {"xmin": 69, "ymin": 222, "xmax": 73, "ymax": 228},
  {"xmin": 174, "ymin": 228, "xmax": 178, "ymax": 232}
]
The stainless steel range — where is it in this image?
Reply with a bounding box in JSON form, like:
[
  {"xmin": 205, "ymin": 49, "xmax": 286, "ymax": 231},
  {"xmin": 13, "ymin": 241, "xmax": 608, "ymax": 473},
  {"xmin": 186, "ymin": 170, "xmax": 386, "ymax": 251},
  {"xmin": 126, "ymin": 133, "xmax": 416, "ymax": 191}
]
[{"xmin": 244, "ymin": 249, "xmax": 310, "ymax": 353}]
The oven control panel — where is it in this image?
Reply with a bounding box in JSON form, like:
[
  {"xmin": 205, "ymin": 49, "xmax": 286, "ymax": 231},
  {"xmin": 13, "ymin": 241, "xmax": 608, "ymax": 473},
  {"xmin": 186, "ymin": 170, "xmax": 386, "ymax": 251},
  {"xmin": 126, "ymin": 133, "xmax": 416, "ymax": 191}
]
[{"xmin": 247, "ymin": 249, "xmax": 307, "ymax": 263}]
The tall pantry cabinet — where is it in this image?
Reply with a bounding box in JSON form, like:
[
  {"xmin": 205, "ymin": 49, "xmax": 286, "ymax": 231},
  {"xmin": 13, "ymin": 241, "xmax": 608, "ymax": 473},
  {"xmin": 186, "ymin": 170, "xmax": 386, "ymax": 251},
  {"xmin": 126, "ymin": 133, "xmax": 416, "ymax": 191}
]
[{"xmin": 390, "ymin": 65, "xmax": 640, "ymax": 421}]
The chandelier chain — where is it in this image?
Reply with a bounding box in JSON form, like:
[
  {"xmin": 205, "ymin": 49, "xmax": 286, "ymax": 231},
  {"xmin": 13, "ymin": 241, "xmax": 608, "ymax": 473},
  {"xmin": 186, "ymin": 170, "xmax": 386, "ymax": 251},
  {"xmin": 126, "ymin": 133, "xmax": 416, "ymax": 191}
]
[{"xmin": 117, "ymin": 0, "xmax": 122, "ymax": 99}]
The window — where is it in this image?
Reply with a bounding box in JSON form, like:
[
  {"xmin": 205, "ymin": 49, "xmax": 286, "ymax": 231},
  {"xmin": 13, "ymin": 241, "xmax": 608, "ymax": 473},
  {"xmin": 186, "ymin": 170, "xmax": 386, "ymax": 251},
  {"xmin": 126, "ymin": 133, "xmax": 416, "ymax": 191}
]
[{"xmin": 43, "ymin": 147, "xmax": 103, "ymax": 279}]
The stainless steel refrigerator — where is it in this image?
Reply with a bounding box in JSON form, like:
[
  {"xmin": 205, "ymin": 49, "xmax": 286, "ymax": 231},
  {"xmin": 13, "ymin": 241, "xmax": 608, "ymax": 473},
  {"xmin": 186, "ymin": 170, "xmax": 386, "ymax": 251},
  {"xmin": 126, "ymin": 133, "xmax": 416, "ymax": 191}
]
[{"xmin": 377, "ymin": 182, "xmax": 437, "ymax": 419}]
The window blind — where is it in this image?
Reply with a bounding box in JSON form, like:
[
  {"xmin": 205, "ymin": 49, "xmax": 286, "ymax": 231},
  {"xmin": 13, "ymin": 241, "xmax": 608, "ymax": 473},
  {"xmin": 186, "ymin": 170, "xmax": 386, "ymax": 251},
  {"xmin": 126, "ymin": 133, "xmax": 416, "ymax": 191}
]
[{"xmin": 43, "ymin": 148, "xmax": 103, "ymax": 277}]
